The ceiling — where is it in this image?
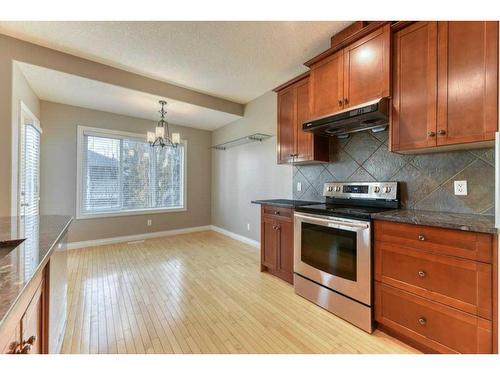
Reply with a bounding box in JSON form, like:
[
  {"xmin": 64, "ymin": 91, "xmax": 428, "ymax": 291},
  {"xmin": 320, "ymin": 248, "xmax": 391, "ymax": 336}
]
[
  {"xmin": 18, "ymin": 62, "xmax": 242, "ymax": 130},
  {"xmin": 1, "ymin": 21, "xmax": 352, "ymax": 103}
]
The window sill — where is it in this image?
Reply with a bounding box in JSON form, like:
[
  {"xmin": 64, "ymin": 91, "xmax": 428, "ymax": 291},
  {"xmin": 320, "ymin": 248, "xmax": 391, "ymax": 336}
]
[{"xmin": 76, "ymin": 206, "xmax": 187, "ymax": 220}]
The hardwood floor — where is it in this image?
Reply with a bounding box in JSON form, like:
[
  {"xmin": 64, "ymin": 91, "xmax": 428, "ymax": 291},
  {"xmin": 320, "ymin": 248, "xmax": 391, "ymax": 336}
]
[{"xmin": 61, "ymin": 231, "xmax": 418, "ymax": 354}]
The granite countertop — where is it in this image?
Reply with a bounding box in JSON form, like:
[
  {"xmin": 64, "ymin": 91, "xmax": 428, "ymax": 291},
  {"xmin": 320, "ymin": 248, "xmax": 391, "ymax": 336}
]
[
  {"xmin": 0, "ymin": 215, "xmax": 72, "ymax": 326},
  {"xmin": 372, "ymin": 209, "xmax": 496, "ymax": 234},
  {"xmin": 251, "ymin": 199, "xmax": 322, "ymax": 208}
]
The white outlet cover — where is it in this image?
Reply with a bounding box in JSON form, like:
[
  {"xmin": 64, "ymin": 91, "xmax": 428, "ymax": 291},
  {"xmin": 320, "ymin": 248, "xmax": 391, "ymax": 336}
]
[
  {"xmin": 454, "ymin": 180, "xmax": 468, "ymax": 196},
  {"xmin": 297, "ymin": 182, "xmax": 302, "ymax": 192},
  {"xmin": 247, "ymin": 223, "xmax": 251, "ymax": 231}
]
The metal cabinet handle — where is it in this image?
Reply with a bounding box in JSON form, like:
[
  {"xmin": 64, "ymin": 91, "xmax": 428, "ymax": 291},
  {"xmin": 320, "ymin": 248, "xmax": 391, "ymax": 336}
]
[
  {"xmin": 418, "ymin": 317, "xmax": 427, "ymax": 326},
  {"xmin": 20, "ymin": 344, "xmax": 32, "ymax": 354},
  {"xmin": 418, "ymin": 234, "xmax": 426, "ymax": 241},
  {"xmin": 338, "ymin": 99, "xmax": 343, "ymax": 107},
  {"xmin": 437, "ymin": 129, "xmax": 446, "ymax": 135},
  {"xmin": 427, "ymin": 131, "xmax": 436, "ymax": 137},
  {"xmin": 343, "ymin": 98, "xmax": 349, "ymax": 105},
  {"xmin": 418, "ymin": 270, "xmax": 426, "ymax": 278},
  {"xmin": 274, "ymin": 211, "xmax": 280, "ymax": 215},
  {"xmin": 23, "ymin": 335, "xmax": 36, "ymax": 346}
]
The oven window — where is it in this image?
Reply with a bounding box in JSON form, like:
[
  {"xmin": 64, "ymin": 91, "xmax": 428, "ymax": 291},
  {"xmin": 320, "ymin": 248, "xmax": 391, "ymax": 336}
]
[{"xmin": 301, "ymin": 223, "xmax": 357, "ymax": 281}]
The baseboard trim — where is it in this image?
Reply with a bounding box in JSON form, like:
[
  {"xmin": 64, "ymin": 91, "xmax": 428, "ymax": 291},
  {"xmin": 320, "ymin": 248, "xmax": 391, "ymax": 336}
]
[
  {"xmin": 210, "ymin": 225, "xmax": 260, "ymax": 248},
  {"xmin": 67, "ymin": 225, "xmax": 212, "ymax": 250}
]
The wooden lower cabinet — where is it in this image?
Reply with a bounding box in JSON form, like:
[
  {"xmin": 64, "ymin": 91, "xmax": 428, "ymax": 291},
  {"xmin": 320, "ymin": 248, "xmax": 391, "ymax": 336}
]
[
  {"xmin": 374, "ymin": 220, "xmax": 497, "ymax": 353},
  {"xmin": 0, "ymin": 268, "xmax": 47, "ymax": 354},
  {"xmin": 260, "ymin": 205, "xmax": 294, "ymax": 284}
]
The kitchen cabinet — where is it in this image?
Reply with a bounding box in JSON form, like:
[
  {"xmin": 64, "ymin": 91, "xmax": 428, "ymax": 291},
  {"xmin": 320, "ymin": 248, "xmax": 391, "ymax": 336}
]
[
  {"xmin": 260, "ymin": 205, "xmax": 294, "ymax": 284},
  {"xmin": 391, "ymin": 21, "xmax": 498, "ymax": 152},
  {"xmin": 374, "ymin": 220, "xmax": 497, "ymax": 353},
  {"xmin": 0, "ymin": 272, "xmax": 46, "ymax": 354},
  {"xmin": 308, "ymin": 23, "xmax": 390, "ymax": 118},
  {"xmin": 276, "ymin": 75, "xmax": 329, "ymax": 164}
]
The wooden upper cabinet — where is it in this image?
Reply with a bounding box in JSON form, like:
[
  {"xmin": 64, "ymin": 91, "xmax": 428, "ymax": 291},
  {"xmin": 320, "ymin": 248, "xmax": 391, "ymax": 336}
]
[
  {"xmin": 343, "ymin": 24, "xmax": 391, "ymax": 107},
  {"xmin": 437, "ymin": 21, "xmax": 498, "ymax": 146},
  {"xmin": 295, "ymin": 78, "xmax": 313, "ymax": 162},
  {"xmin": 276, "ymin": 76, "xmax": 329, "ymax": 164},
  {"xmin": 309, "ymin": 50, "xmax": 344, "ymax": 119},
  {"xmin": 277, "ymin": 87, "xmax": 295, "ymax": 164},
  {"xmin": 392, "ymin": 21, "xmax": 438, "ymax": 151},
  {"xmin": 391, "ymin": 21, "xmax": 498, "ymax": 152}
]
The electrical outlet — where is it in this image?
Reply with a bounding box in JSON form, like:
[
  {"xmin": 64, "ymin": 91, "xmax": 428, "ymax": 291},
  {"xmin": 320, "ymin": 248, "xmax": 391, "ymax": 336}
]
[
  {"xmin": 454, "ymin": 180, "xmax": 468, "ymax": 196},
  {"xmin": 247, "ymin": 223, "xmax": 251, "ymax": 231},
  {"xmin": 297, "ymin": 182, "xmax": 302, "ymax": 192},
  {"xmin": 147, "ymin": 219, "xmax": 152, "ymax": 226}
]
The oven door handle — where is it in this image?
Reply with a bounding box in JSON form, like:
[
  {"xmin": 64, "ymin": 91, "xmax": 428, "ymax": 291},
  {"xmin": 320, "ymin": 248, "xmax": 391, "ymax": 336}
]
[{"xmin": 294, "ymin": 213, "xmax": 369, "ymax": 232}]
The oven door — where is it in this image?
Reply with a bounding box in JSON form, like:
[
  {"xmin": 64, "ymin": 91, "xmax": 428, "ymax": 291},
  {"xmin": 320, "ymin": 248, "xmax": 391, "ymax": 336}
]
[{"xmin": 294, "ymin": 212, "xmax": 372, "ymax": 305}]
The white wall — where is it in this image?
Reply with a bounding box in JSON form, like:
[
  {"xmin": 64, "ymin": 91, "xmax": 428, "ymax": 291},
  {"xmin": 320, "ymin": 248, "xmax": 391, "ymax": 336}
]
[{"xmin": 211, "ymin": 91, "xmax": 293, "ymax": 242}]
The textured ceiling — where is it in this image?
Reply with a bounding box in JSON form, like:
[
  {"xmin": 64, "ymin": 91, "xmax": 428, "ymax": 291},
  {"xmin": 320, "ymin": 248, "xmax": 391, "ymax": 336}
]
[
  {"xmin": 1, "ymin": 21, "xmax": 352, "ymax": 103},
  {"xmin": 18, "ymin": 62, "xmax": 242, "ymax": 130}
]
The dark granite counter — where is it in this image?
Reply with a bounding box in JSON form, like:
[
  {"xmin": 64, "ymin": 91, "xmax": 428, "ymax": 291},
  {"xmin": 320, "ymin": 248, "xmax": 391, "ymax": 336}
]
[
  {"xmin": 251, "ymin": 199, "xmax": 321, "ymax": 208},
  {"xmin": 372, "ymin": 209, "xmax": 496, "ymax": 234},
  {"xmin": 0, "ymin": 215, "xmax": 72, "ymax": 326}
]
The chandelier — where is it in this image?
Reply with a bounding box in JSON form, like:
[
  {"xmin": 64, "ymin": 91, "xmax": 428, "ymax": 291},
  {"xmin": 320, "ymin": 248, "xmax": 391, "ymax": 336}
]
[{"xmin": 147, "ymin": 100, "xmax": 180, "ymax": 147}]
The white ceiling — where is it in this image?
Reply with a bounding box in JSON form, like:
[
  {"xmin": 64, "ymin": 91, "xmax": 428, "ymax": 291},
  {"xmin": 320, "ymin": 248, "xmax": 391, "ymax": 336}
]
[
  {"xmin": 1, "ymin": 21, "xmax": 352, "ymax": 103},
  {"xmin": 18, "ymin": 62, "xmax": 242, "ymax": 130}
]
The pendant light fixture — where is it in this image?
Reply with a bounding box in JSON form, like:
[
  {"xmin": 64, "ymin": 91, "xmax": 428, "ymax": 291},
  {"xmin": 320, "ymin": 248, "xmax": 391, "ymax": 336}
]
[{"xmin": 147, "ymin": 100, "xmax": 180, "ymax": 147}]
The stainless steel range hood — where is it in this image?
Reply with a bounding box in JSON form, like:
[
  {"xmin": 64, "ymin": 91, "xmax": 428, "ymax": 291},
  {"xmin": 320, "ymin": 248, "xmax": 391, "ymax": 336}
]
[{"xmin": 302, "ymin": 97, "xmax": 389, "ymax": 137}]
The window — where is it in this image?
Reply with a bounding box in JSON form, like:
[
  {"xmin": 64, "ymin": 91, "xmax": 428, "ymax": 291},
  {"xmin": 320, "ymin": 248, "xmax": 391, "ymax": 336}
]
[{"xmin": 77, "ymin": 126, "xmax": 186, "ymax": 218}]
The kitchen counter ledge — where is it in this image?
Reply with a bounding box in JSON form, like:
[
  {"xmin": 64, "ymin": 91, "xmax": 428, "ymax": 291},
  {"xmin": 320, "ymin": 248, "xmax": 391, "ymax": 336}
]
[{"xmin": 372, "ymin": 209, "xmax": 496, "ymax": 234}]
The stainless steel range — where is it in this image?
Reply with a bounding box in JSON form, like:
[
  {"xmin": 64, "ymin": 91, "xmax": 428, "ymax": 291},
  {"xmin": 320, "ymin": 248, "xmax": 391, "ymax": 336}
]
[{"xmin": 293, "ymin": 181, "xmax": 399, "ymax": 333}]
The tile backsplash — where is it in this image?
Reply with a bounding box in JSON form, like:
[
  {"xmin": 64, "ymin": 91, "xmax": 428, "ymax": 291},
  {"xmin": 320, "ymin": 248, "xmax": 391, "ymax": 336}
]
[{"xmin": 293, "ymin": 130, "xmax": 495, "ymax": 215}]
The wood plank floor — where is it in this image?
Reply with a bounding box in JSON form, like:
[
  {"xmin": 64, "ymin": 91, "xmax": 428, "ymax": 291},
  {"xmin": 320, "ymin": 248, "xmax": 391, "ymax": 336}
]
[{"xmin": 61, "ymin": 231, "xmax": 418, "ymax": 354}]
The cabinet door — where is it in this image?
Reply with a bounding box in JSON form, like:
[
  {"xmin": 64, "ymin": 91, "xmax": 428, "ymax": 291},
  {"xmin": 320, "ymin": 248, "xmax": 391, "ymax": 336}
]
[
  {"xmin": 1, "ymin": 322, "xmax": 21, "ymax": 354},
  {"xmin": 343, "ymin": 24, "xmax": 390, "ymax": 108},
  {"xmin": 20, "ymin": 280, "xmax": 44, "ymax": 354},
  {"xmin": 392, "ymin": 21, "xmax": 438, "ymax": 151},
  {"xmin": 261, "ymin": 216, "xmax": 278, "ymax": 271},
  {"xmin": 276, "ymin": 220, "xmax": 294, "ymax": 284},
  {"xmin": 295, "ymin": 78, "xmax": 313, "ymax": 162},
  {"xmin": 309, "ymin": 50, "xmax": 344, "ymax": 118},
  {"xmin": 277, "ymin": 87, "xmax": 296, "ymax": 164},
  {"xmin": 437, "ymin": 21, "xmax": 498, "ymax": 146}
]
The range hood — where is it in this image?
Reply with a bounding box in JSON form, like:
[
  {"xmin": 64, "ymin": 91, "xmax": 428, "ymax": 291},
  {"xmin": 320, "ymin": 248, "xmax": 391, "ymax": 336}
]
[{"xmin": 303, "ymin": 97, "xmax": 389, "ymax": 137}]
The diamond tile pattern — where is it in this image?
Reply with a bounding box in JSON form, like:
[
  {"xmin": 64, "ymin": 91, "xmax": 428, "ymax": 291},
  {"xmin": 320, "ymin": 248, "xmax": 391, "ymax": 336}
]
[{"xmin": 292, "ymin": 130, "xmax": 495, "ymax": 215}]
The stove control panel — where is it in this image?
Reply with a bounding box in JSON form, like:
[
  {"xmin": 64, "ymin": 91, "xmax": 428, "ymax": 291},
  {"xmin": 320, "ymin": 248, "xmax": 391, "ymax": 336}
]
[{"xmin": 323, "ymin": 181, "xmax": 398, "ymax": 201}]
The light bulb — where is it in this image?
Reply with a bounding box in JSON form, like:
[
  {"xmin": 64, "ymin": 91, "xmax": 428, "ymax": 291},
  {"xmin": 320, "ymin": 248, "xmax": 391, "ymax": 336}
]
[
  {"xmin": 172, "ymin": 133, "xmax": 180, "ymax": 144},
  {"xmin": 155, "ymin": 126, "xmax": 165, "ymax": 138},
  {"xmin": 147, "ymin": 131, "xmax": 155, "ymax": 143}
]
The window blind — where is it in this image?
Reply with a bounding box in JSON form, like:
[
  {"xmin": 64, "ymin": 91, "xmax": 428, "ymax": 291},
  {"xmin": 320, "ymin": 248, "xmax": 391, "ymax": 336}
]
[{"xmin": 80, "ymin": 129, "xmax": 184, "ymax": 216}]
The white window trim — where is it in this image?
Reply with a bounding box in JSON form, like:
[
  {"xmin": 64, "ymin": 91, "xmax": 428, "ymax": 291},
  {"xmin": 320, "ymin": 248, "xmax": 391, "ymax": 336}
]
[{"xmin": 76, "ymin": 125, "xmax": 187, "ymax": 220}]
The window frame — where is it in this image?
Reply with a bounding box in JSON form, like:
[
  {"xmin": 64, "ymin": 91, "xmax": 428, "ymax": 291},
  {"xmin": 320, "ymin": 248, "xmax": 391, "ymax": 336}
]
[{"xmin": 76, "ymin": 126, "xmax": 187, "ymax": 220}]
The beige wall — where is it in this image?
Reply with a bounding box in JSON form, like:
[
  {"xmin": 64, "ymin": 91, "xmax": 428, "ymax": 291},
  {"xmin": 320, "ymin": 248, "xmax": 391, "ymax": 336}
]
[
  {"xmin": 0, "ymin": 33, "xmax": 242, "ymax": 216},
  {"xmin": 40, "ymin": 101, "xmax": 212, "ymax": 243},
  {"xmin": 11, "ymin": 62, "xmax": 41, "ymax": 216},
  {"xmin": 211, "ymin": 92, "xmax": 292, "ymax": 242}
]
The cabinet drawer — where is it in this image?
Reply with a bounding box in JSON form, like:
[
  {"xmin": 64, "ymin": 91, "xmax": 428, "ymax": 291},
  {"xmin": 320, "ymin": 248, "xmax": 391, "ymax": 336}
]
[
  {"xmin": 375, "ymin": 242, "xmax": 492, "ymax": 318},
  {"xmin": 374, "ymin": 220, "xmax": 492, "ymax": 262},
  {"xmin": 262, "ymin": 205, "xmax": 293, "ymax": 221},
  {"xmin": 375, "ymin": 283, "xmax": 492, "ymax": 353}
]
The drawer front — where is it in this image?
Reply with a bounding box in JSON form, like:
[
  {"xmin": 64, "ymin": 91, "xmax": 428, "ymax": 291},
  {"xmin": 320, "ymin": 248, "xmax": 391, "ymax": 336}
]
[
  {"xmin": 262, "ymin": 205, "xmax": 293, "ymax": 221},
  {"xmin": 374, "ymin": 220, "xmax": 492, "ymax": 262},
  {"xmin": 375, "ymin": 242, "xmax": 492, "ymax": 318},
  {"xmin": 375, "ymin": 283, "xmax": 492, "ymax": 353}
]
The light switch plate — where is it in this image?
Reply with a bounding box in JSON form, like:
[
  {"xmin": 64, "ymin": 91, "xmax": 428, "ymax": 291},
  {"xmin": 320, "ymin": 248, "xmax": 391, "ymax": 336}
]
[
  {"xmin": 297, "ymin": 182, "xmax": 302, "ymax": 192},
  {"xmin": 454, "ymin": 180, "xmax": 468, "ymax": 196}
]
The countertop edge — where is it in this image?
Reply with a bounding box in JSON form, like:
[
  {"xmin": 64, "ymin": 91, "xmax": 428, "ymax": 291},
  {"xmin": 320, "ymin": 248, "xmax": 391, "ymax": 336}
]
[
  {"xmin": 371, "ymin": 212, "xmax": 496, "ymax": 234},
  {"xmin": 0, "ymin": 217, "xmax": 73, "ymax": 328}
]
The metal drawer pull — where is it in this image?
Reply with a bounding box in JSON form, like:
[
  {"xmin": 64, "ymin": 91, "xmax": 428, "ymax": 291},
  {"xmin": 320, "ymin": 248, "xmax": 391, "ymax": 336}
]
[
  {"xmin": 274, "ymin": 211, "xmax": 280, "ymax": 215},
  {"xmin": 417, "ymin": 270, "xmax": 426, "ymax": 278},
  {"xmin": 418, "ymin": 317, "xmax": 427, "ymax": 326},
  {"xmin": 418, "ymin": 234, "xmax": 426, "ymax": 241}
]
